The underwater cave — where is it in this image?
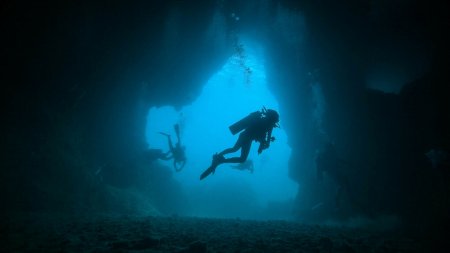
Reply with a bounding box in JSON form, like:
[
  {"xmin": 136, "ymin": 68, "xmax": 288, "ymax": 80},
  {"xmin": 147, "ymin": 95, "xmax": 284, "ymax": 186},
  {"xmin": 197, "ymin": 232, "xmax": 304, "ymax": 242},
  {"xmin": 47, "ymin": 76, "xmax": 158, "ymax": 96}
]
[
  {"xmin": 146, "ymin": 39, "xmax": 297, "ymax": 219},
  {"xmin": 2, "ymin": 0, "xmax": 449, "ymax": 252}
]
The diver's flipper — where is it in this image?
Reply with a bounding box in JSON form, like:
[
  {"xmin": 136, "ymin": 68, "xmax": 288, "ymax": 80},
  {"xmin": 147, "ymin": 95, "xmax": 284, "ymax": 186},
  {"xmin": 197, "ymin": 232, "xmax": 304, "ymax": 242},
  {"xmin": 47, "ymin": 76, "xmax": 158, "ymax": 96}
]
[
  {"xmin": 200, "ymin": 154, "xmax": 223, "ymax": 180},
  {"xmin": 200, "ymin": 164, "xmax": 218, "ymax": 180}
]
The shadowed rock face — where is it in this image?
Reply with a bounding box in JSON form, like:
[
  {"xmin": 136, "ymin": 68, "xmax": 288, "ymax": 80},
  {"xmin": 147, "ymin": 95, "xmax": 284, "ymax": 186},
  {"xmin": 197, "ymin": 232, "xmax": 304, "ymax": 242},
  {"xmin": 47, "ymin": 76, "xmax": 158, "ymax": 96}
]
[{"xmin": 1, "ymin": 0, "xmax": 449, "ymax": 234}]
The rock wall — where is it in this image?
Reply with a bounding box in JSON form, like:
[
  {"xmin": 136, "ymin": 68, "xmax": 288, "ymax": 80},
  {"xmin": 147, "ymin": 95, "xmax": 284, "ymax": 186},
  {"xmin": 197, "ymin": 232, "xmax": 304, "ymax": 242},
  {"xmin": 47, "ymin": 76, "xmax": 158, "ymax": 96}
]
[
  {"xmin": 2, "ymin": 0, "xmax": 448, "ymax": 232},
  {"xmin": 265, "ymin": 0, "xmax": 449, "ymax": 231},
  {"xmin": 1, "ymin": 0, "xmax": 232, "ymax": 215}
]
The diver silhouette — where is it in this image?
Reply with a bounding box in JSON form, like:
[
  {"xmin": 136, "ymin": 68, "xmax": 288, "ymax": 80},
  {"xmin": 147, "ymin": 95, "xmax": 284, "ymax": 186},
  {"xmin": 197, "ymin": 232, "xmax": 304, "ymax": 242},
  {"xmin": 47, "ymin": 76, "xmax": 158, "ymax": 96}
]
[
  {"xmin": 200, "ymin": 107, "xmax": 279, "ymax": 180},
  {"xmin": 159, "ymin": 124, "xmax": 186, "ymax": 172}
]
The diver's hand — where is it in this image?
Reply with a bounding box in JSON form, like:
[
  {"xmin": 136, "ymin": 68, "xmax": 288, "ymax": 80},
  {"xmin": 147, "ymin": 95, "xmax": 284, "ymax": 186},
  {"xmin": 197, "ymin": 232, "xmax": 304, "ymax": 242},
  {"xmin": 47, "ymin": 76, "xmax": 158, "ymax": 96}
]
[
  {"xmin": 258, "ymin": 145, "xmax": 263, "ymax": 154},
  {"xmin": 258, "ymin": 142, "xmax": 269, "ymax": 154}
]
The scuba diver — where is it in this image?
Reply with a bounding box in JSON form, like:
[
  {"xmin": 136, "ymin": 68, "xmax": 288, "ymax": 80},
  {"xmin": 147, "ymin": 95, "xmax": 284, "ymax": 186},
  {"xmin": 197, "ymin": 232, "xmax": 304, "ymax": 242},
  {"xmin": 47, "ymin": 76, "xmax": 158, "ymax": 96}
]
[
  {"xmin": 159, "ymin": 124, "xmax": 186, "ymax": 172},
  {"xmin": 200, "ymin": 107, "xmax": 279, "ymax": 180},
  {"xmin": 230, "ymin": 159, "xmax": 254, "ymax": 173}
]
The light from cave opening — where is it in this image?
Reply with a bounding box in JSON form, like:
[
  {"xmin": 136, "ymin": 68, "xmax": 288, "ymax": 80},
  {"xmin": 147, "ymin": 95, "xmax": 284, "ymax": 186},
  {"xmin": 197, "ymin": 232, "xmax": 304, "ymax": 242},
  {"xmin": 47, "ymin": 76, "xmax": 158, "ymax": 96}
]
[{"xmin": 146, "ymin": 39, "xmax": 297, "ymax": 217}]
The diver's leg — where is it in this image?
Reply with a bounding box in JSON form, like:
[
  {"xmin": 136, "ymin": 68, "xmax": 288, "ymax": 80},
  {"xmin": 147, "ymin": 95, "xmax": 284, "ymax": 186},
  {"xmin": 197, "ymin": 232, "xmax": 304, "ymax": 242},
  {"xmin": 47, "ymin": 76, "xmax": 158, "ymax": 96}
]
[
  {"xmin": 213, "ymin": 133, "xmax": 245, "ymax": 165},
  {"xmin": 159, "ymin": 132, "xmax": 175, "ymax": 155},
  {"xmin": 218, "ymin": 133, "xmax": 245, "ymax": 156},
  {"xmin": 222, "ymin": 140, "xmax": 251, "ymax": 164},
  {"xmin": 173, "ymin": 160, "xmax": 177, "ymax": 170},
  {"xmin": 203, "ymin": 133, "xmax": 248, "ymax": 179},
  {"xmin": 218, "ymin": 144, "xmax": 240, "ymax": 156},
  {"xmin": 174, "ymin": 124, "xmax": 181, "ymax": 144}
]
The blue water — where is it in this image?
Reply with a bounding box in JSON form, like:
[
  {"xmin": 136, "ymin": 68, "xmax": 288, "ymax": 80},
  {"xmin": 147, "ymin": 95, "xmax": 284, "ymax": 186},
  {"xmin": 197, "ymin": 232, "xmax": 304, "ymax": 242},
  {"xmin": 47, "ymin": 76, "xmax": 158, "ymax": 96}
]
[{"xmin": 146, "ymin": 39, "xmax": 297, "ymax": 218}]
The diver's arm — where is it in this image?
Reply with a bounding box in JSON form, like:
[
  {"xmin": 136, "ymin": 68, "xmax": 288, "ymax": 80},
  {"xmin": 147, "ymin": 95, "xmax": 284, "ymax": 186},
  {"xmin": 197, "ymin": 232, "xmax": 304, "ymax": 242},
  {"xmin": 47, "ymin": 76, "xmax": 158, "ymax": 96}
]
[
  {"xmin": 168, "ymin": 136, "xmax": 175, "ymax": 152},
  {"xmin": 257, "ymin": 142, "xmax": 265, "ymax": 154},
  {"xmin": 258, "ymin": 128, "xmax": 274, "ymax": 154}
]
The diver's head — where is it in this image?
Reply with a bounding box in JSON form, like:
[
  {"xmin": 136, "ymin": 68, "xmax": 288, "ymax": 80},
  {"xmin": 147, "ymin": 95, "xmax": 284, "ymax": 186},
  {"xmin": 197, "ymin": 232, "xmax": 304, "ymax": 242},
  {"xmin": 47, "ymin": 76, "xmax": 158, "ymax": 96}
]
[{"xmin": 265, "ymin": 109, "xmax": 280, "ymax": 127}]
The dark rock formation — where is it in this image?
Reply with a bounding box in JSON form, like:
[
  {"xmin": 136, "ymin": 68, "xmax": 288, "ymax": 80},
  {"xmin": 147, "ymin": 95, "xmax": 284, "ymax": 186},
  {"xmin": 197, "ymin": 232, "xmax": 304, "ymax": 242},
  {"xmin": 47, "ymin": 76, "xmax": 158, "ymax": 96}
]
[{"xmin": 1, "ymin": 1, "xmax": 448, "ymax": 241}]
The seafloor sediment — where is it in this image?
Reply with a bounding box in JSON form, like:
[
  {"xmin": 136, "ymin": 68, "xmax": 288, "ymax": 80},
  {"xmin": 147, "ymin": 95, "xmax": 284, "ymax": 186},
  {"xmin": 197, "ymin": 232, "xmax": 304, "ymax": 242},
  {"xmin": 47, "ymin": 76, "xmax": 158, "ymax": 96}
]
[{"xmin": 2, "ymin": 213, "xmax": 427, "ymax": 252}]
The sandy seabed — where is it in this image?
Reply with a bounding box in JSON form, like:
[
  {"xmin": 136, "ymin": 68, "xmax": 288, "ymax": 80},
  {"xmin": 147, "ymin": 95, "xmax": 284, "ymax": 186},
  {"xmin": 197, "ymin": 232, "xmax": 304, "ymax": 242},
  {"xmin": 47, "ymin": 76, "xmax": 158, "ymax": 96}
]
[{"xmin": 1, "ymin": 213, "xmax": 432, "ymax": 252}]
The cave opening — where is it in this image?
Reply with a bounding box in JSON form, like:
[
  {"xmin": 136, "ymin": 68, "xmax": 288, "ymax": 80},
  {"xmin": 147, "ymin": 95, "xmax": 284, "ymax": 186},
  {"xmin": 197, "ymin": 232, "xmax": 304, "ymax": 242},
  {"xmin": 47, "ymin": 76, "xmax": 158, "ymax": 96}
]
[{"xmin": 146, "ymin": 38, "xmax": 297, "ymax": 219}]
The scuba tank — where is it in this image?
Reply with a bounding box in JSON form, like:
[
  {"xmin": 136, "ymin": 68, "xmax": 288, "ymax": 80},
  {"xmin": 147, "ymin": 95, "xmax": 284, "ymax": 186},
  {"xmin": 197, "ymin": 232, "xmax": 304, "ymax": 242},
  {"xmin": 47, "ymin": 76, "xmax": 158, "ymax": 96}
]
[{"xmin": 228, "ymin": 107, "xmax": 266, "ymax": 135}]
